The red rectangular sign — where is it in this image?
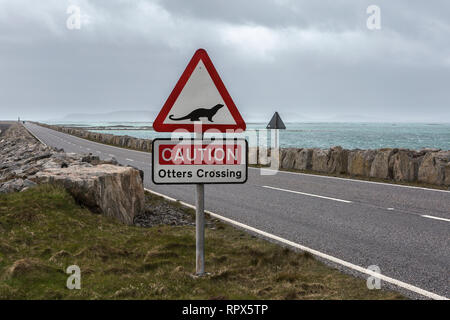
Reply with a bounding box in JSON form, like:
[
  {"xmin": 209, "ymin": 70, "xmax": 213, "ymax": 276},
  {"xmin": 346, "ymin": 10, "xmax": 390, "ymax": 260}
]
[
  {"xmin": 152, "ymin": 139, "xmax": 247, "ymax": 184},
  {"xmin": 158, "ymin": 143, "xmax": 242, "ymax": 165}
]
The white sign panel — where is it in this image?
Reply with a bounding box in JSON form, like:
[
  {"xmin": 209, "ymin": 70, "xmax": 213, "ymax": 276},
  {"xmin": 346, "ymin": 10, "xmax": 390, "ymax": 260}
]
[
  {"xmin": 163, "ymin": 60, "xmax": 236, "ymax": 125},
  {"xmin": 152, "ymin": 139, "xmax": 248, "ymax": 184},
  {"xmin": 153, "ymin": 49, "xmax": 246, "ymax": 132}
]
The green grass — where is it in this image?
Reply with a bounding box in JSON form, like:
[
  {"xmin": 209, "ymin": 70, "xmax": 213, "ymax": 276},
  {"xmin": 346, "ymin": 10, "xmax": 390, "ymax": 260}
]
[{"xmin": 0, "ymin": 185, "xmax": 404, "ymax": 299}]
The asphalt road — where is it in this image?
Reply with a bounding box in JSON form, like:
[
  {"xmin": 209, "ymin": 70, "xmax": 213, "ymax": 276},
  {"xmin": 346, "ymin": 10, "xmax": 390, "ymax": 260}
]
[{"xmin": 24, "ymin": 122, "xmax": 450, "ymax": 299}]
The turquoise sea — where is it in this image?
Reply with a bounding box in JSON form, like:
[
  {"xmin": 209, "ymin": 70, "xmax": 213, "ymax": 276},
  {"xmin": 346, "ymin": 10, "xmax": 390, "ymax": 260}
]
[{"xmin": 47, "ymin": 122, "xmax": 450, "ymax": 150}]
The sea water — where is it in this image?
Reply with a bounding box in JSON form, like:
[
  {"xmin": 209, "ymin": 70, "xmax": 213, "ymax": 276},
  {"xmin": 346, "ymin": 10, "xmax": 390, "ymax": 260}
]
[{"xmin": 47, "ymin": 122, "xmax": 450, "ymax": 150}]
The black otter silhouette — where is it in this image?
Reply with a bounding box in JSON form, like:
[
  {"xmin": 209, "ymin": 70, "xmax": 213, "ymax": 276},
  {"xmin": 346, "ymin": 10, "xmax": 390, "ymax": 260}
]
[{"xmin": 169, "ymin": 104, "xmax": 224, "ymax": 122}]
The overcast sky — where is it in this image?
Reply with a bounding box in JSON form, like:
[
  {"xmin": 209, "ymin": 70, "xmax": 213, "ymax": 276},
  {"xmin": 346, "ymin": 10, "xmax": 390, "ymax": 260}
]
[{"xmin": 1, "ymin": 0, "xmax": 449, "ymax": 122}]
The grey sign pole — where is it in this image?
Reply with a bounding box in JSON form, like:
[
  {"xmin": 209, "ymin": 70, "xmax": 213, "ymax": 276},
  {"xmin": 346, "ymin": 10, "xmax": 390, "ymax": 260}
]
[
  {"xmin": 195, "ymin": 131, "xmax": 205, "ymax": 276},
  {"xmin": 267, "ymin": 112, "xmax": 286, "ymax": 169}
]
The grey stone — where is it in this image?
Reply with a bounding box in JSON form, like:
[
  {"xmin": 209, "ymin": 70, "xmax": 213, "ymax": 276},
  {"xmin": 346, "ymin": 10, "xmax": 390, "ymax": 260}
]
[
  {"xmin": 370, "ymin": 149, "xmax": 394, "ymax": 180},
  {"xmin": 418, "ymin": 151, "xmax": 450, "ymax": 185},
  {"xmin": 34, "ymin": 165, "xmax": 145, "ymax": 225}
]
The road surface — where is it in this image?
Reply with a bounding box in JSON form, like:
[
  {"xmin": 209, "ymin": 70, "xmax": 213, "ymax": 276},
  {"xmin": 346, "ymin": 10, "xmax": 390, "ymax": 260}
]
[{"xmin": 24, "ymin": 122, "xmax": 450, "ymax": 299}]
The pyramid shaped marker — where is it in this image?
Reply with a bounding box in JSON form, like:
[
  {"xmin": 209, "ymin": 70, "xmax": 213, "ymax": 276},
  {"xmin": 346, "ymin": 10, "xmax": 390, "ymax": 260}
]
[{"xmin": 266, "ymin": 112, "xmax": 286, "ymax": 130}]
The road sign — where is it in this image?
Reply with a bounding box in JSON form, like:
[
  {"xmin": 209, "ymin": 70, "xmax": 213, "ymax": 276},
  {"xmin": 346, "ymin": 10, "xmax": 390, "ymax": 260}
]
[
  {"xmin": 153, "ymin": 49, "xmax": 248, "ymax": 277},
  {"xmin": 153, "ymin": 49, "xmax": 246, "ymax": 132},
  {"xmin": 265, "ymin": 112, "xmax": 285, "ymax": 170},
  {"xmin": 266, "ymin": 112, "xmax": 286, "ymax": 130},
  {"xmin": 152, "ymin": 138, "xmax": 248, "ymax": 184}
]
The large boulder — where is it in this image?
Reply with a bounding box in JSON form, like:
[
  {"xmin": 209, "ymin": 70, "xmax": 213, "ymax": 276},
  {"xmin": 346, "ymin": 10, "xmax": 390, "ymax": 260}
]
[
  {"xmin": 347, "ymin": 150, "xmax": 376, "ymax": 177},
  {"xmin": 34, "ymin": 164, "xmax": 145, "ymax": 224},
  {"xmin": 311, "ymin": 146, "xmax": 347, "ymax": 174},
  {"xmin": 370, "ymin": 149, "xmax": 394, "ymax": 180},
  {"xmin": 0, "ymin": 179, "xmax": 25, "ymax": 193},
  {"xmin": 280, "ymin": 148, "xmax": 298, "ymax": 169},
  {"xmin": 445, "ymin": 163, "xmax": 450, "ymax": 186},
  {"xmin": 311, "ymin": 148, "xmax": 329, "ymax": 173},
  {"xmin": 328, "ymin": 146, "xmax": 348, "ymax": 174},
  {"xmin": 295, "ymin": 148, "xmax": 313, "ymax": 170},
  {"xmin": 280, "ymin": 148, "xmax": 313, "ymax": 171},
  {"xmin": 418, "ymin": 151, "xmax": 450, "ymax": 186},
  {"xmin": 390, "ymin": 150, "xmax": 421, "ymax": 182}
]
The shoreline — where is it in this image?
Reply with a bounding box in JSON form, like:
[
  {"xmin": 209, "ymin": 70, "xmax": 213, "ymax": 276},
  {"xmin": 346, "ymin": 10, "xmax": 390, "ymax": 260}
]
[
  {"xmin": 46, "ymin": 122, "xmax": 450, "ymax": 151},
  {"xmin": 31, "ymin": 122, "xmax": 450, "ymax": 189}
]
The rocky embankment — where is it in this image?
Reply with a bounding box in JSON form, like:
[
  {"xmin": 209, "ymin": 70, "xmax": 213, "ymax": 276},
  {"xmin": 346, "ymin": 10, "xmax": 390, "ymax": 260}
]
[
  {"xmin": 36, "ymin": 122, "xmax": 450, "ymax": 188},
  {"xmin": 0, "ymin": 123, "xmax": 145, "ymax": 224},
  {"xmin": 36, "ymin": 122, "xmax": 152, "ymax": 152},
  {"xmin": 278, "ymin": 146, "xmax": 450, "ymax": 187}
]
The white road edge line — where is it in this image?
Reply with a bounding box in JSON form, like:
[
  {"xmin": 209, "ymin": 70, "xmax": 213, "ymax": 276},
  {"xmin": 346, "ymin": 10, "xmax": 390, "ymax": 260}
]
[
  {"xmin": 22, "ymin": 124, "xmax": 47, "ymax": 146},
  {"xmin": 255, "ymin": 167, "xmax": 450, "ymax": 194},
  {"xmin": 144, "ymin": 187, "xmax": 447, "ymax": 300},
  {"xmin": 262, "ymin": 185, "xmax": 353, "ymax": 204},
  {"xmin": 421, "ymin": 215, "xmax": 450, "ymax": 223}
]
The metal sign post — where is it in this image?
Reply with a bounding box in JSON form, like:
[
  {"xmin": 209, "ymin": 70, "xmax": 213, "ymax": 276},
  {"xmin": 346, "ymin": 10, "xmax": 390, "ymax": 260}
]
[
  {"xmin": 195, "ymin": 131, "xmax": 205, "ymax": 276},
  {"xmin": 195, "ymin": 184, "xmax": 205, "ymax": 275}
]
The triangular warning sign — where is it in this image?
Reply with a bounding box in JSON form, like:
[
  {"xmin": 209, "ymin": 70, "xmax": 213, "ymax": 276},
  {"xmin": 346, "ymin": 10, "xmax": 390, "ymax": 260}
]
[
  {"xmin": 266, "ymin": 112, "xmax": 286, "ymax": 129},
  {"xmin": 153, "ymin": 49, "xmax": 246, "ymax": 132}
]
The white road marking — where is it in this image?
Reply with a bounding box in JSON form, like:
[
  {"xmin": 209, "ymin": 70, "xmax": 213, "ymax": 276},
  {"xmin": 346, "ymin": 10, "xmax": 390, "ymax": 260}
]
[
  {"xmin": 262, "ymin": 185, "xmax": 353, "ymax": 204},
  {"xmin": 22, "ymin": 124, "xmax": 47, "ymax": 146},
  {"xmin": 387, "ymin": 208, "xmax": 395, "ymax": 211},
  {"xmin": 421, "ymin": 215, "xmax": 450, "ymax": 223},
  {"xmin": 144, "ymin": 187, "xmax": 448, "ymax": 300},
  {"xmin": 126, "ymin": 158, "xmax": 134, "ymax": 162},
  {"xmin": 109, "ymin": 154, "xmax": 114, "ymax": 157},
  {"xmin": 255, "ymin": 168, "xmax": 450, "ymax": 193}
]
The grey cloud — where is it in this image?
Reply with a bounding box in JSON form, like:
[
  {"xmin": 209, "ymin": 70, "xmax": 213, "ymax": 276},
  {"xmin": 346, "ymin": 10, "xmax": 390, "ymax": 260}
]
[{"xmin": 0, "ymin": 0, "xmax": 449, "ymax": 122}]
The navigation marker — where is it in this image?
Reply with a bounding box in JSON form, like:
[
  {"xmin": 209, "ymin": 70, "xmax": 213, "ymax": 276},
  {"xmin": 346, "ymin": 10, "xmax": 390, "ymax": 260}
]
[{"xmin": 266, "ymin": 112, "xmax": 286, "ymax": 130}]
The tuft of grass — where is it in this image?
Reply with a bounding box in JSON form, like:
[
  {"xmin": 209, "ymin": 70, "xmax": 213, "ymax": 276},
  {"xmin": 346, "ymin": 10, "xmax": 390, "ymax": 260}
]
[{"xmin": 0, "ymin": 184, "xmax": 405, "ymax": 300}]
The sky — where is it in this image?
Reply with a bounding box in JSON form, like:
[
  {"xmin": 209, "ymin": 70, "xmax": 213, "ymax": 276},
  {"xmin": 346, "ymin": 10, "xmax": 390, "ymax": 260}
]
[{"xmin": 0, "ymin": 0, "xmax": 449, "ymax": 122}]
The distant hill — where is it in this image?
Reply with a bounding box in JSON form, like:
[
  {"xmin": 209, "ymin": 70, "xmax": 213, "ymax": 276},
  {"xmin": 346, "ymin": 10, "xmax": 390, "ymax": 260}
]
[{"xmin": 55, "ymin": 110, "xmax": 157, "ymax": 122}]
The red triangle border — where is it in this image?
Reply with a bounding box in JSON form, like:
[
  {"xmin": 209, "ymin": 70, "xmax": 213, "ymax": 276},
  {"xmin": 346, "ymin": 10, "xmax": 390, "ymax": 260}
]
[{"xmin": 153, "ymin": 49, "xmax": 246, "ymax": 132}]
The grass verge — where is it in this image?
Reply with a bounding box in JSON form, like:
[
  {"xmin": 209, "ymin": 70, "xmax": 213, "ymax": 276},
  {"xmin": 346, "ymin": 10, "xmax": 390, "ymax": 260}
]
[{"xmin": 0, "ymin": 184, "xmax": 404, "ymax": 300}]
